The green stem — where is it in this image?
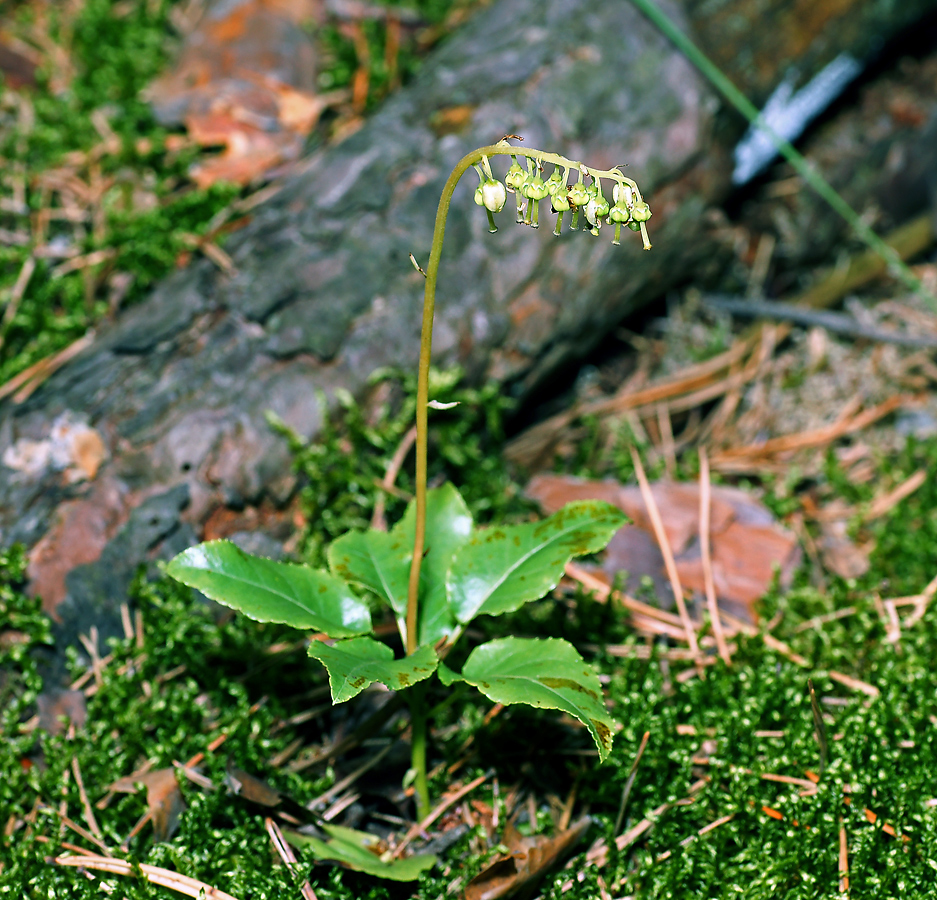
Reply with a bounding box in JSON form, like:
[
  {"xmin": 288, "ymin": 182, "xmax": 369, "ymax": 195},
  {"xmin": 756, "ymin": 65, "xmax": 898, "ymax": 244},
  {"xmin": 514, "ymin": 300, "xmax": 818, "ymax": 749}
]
[
  {"xmin": 409, "ymin": 682, "xmax": 431, "ymax": 820},
  {"xmin": 627, "ymin": 0, "xmax": 933, "ymax": 304},
  {"xmin": 404, "ymin": 142, "xmax": 643, "ymax": 812},
  {"xmin": 405, "ymin": 143, "xmax": 643, "ymax": 655}
]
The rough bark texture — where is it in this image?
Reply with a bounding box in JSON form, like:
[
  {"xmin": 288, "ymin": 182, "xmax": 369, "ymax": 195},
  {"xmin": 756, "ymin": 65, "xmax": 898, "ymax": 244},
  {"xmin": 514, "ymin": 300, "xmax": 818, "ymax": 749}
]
[{"xmin": 2, "ymin": 0, "xmax": 937, "ymax": 666}]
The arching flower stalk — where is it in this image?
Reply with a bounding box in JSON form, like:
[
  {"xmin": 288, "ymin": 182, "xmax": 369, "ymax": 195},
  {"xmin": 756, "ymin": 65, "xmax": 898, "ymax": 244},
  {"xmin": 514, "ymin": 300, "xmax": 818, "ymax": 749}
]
[{"xmin": 404, "ymin": 139, "xmax": 651, "ymax": 816}]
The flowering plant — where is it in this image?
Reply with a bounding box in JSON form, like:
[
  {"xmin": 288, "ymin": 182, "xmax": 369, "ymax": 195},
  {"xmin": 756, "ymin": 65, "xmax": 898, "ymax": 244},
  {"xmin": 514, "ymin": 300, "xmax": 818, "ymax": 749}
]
[{"xmin": 166, "ymin": 139, "xmax": 652, "ymax": 874}]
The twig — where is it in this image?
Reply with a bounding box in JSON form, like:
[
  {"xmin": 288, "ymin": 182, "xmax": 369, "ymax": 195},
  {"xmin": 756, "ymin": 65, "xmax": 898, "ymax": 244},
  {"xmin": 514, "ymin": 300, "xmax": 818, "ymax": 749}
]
[
  {"xmin": 698, "ymin": 447, "xmax": 731, "ymax": 665},
  {"xmin": 630, "ymin": 448, "xmax": 699, "ymax": 656},
  {"xmin": 700, "ymin": 294, "xmax": 937, "ymax": 348},
  {"xmin": 371, "ymin": 425, "xmax": 417, "ymax": 531}
]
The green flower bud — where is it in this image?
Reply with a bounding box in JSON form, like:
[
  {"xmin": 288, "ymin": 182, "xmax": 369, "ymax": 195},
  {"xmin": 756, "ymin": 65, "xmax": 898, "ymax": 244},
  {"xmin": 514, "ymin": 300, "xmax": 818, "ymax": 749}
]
[
  {"xmin": 567, "ymin": 181, "xmax": 590, "ymax": 207},
  {"xmin": 544, "ymin": 166, "xmax": 567, "ymax": 196},
  {"xmin": 521, "ymin": 174, "xmax": 549, "ymax": 201},
  {"xmin": 631, "ymin": 200, "xmax": 652, "ymax": 222},
  {"xmin": 504, "ymin": 160, "xmax": 526, "ymax": 192},
  {"xmin": 474, "ymin": 184, "xmax": 485, "ymax": 207},
  {"xmin": 609, "ymin": 200, "xmax": 631, "ymax": 223},
  {"xmin": 551, "ymin": 190, "xmax": 570, "ymax": 212}
]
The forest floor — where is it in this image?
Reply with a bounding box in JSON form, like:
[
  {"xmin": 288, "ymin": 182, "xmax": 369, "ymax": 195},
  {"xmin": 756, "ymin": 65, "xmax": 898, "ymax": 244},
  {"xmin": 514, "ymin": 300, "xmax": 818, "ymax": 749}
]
[{"xmin": 3, "ymin": 1, "xmax": 937, "ymax": 898}]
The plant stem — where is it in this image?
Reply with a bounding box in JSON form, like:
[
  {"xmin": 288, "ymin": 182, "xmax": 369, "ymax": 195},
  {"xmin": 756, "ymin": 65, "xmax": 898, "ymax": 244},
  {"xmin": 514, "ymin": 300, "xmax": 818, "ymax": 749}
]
[
  {"xmin": 409, "ymin": 681, "xmax": 431, "ymax": 820},
  {"xmin": 404, "ymin": 141, "xmax": 641, "ymax": 814},
  {"xmin": 405, "ymin": 143, "xmax": 639, "ymax": 655}
]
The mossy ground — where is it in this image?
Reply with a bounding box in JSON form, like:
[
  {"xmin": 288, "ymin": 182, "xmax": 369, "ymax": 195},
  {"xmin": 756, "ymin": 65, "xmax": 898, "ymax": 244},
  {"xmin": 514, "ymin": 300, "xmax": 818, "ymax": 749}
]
[
  {"xmin": 3, "ymin": 1, "xmax": 937, "ymax": 897},
  {"xmin": 4, "ymin": 386, "xmax": 937, "ymax": 897}
]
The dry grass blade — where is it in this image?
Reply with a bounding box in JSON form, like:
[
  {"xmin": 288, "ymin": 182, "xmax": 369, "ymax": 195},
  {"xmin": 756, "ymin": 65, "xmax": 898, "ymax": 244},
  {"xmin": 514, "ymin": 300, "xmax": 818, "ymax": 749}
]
[
  {"xmin": 0, "ymin": 329, "xmax": 95, "ymax": 403},
  {"xmin": 70, "ymin": 758, "xmax": 107, "ymax": 853},
  {"xmin": 565, "ymin": 562, "xmax": 700, "ymax": 636},
  {"xmin": 629, "ymin": 447, "xmax": 699, "ymax": 656},
  {"xmin": 863, "ymin": 469, "xmax": 926, "ymax": 521},
  {"xmin": 504, "ymin": 334, "xmax": 758, "ymax": 466},
  {"xmin": 53, "ymin": 855, "xmax": 242, "ymax": 900},
  {"xmin": 698, "ymin": 447, "xmax": 731, "ymax": 665},
  {"xmin": 710, "ymin": 395, "xmax": 918, "ymax": 470},
  {"xmin": 839, "ymin": 821, "xmax": 850, "ymax": 894}
]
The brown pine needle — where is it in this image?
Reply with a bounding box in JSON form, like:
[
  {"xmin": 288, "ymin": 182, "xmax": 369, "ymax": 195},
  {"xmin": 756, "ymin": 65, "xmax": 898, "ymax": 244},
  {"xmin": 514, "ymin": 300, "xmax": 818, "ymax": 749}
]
[
  {"xmin": 839, "ymin": 820, "xmax": 850, "ymax": 894},
  {"xmin": 70, "ymin": 758, "xmax": 107, "ymax": 852},
  {"xmin": 53, "ymin": 855, "xmax": 242, "ymax": 900},
  {"xmin": 629, "ymin": 447, "xmax": 699, "ymax": 656},
  {"xmin": 699, "ymin": 447, "xmax": 731, "ymax": 665},
  {"xmin": 265, "ymin": 818, "xmax": 319, "ymax": 900},
  {"xmin": 393, "ymin": 770, "xmax": 489, "ymax": 857}
]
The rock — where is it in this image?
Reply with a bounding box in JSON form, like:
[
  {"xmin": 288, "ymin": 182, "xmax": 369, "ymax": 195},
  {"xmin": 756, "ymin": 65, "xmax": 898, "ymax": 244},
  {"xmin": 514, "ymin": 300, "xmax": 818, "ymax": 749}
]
[{"xmin": 2, "ymin": 0, "xmax": 937, "ymax": 673}]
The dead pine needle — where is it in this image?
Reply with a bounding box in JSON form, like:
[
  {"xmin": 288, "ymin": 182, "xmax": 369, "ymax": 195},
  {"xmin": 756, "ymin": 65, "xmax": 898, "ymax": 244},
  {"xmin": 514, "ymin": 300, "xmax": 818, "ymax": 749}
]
[
  {"xmin": 53, "ymin": 855, "xmax": 242, "ymax": 900},
  {"xmin": 371, "ymin": 425, "xmax": 417, "ymax": 531},
  {"xmin": 265, "ymin": 817, "xmax": 319, "ymax": 900},
  {"xmin": 613, "ymin": 730, "xmax": 650, "ymax": 834},
  {"xmin": 839, "ymin": 820, "xmax": 850, "ymax": 895},
  {"xmin": 698, "ymin": 447, "xmax": 731, "ymax": 665},
  {"xmin": 629, "ymin": 447, "xmax": 699, "ymax": 656}
]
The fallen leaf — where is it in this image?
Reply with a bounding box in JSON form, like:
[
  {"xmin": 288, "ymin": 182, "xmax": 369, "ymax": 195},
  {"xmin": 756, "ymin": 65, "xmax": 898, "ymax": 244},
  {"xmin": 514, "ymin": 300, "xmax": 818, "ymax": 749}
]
[
  {"xmin": 526, "ymin": 474, "xmax": 800, "ymax": 621},
  {"xmin": 464, "ymin": 816, "xmax": 591, "ymax": 900},
  {"xmin": 36, "ymin": 689, "xmax": 87, "ymax": 735},
  {"xmin": 817, "ymin": 519, "xmax": 871, "ymax": 579},
  {"xmin": 110, "ymin": 767, "xmax": 185, "ymax": 841}
]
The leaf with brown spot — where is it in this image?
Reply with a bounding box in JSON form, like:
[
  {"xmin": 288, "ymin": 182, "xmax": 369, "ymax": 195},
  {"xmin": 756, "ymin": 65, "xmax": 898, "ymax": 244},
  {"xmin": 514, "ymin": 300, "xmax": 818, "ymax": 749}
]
[
  {"xmin": 308, "ymin": 637, "xmax": 438, "ymax": 703},
  {"xmin": 444, "ymin": 638, "xmax": 615, "ymax": 760},
  {"xmin": 447, "ymin": 501, "xmax": 626, "ymax": 625}
]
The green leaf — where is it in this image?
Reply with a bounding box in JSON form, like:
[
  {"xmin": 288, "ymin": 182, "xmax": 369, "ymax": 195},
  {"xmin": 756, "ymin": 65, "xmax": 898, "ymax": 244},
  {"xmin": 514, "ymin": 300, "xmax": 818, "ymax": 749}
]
[
  {"xmin": 447, "ymin": 501, "xmax": 626, "ymax": 624},
  {"xmin": 327, "ymin": 484, "xmax": 473, "ymax": 646},
  {"xmin": 397, "ymin": 483, "xmax": 473, "ymax": 646},
  {"xmin": 308, "ymin": 637, "xmax": 438, "ymax": 703},
  {"xmin": 166, "ymin": 540, "xmax": 371, "ymax": 636},
  {"xmin": 327, "ymin": 530, "xmax": 410, "ymax": 619},
  {"xmin": 450, "ymin": 637, "xmax": 615, "ymax": 760},
  {"xmin": 283, "ymin": 824, "xmax": 436, "ymax": 881}
]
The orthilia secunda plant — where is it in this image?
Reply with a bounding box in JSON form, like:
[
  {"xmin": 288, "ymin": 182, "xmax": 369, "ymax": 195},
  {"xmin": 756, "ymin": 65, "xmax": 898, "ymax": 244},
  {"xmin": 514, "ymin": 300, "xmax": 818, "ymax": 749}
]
[{"xmin": 165, "ymin": 139, "xmax": 652, "ymax": 873}]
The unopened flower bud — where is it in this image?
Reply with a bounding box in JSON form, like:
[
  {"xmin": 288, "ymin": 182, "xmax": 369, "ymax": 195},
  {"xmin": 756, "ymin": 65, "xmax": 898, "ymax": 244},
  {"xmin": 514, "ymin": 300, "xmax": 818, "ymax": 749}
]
[
  {"xmin": 504, "ymin": 160, "xmax": 526, "ymax": 192},
  {"xmin": 481, "ymin": 179, "xmax": 506, "ymax": 213},
  {"xmin": 567, "ymin": 181, "xmax": 590, "ymax": 207},
  {"xmin": 612, "ymin": 182, "xmax": 634, "ymax": 206},
  {"xmin": 631, "ymin": 201, "xmax": 652, "ymax": 222}
]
